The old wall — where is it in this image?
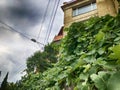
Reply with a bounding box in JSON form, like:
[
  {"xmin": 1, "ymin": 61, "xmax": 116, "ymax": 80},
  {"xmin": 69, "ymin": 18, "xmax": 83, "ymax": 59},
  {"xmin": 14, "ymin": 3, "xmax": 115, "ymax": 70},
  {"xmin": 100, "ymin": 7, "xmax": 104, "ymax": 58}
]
[
  {"xmin": 63, "ymin": 0, "xmax": 98, "ymax": 27},
  {"xmin": 64, "ymin": 9, "xmax": 98, "ymax": 27},
  {"xmin": 63, "ymin": 0, "xmax": 119, "ymax": 28},
  {"xmin": 96, "ymin": 0, "xmax": 117, "ymax": 16}
]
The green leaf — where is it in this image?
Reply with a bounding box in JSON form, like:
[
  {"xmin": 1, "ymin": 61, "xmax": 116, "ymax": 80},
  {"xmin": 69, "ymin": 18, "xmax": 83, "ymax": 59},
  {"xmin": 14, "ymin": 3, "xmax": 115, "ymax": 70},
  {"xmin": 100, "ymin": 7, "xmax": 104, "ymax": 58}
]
[
  {"xmin": 107, "ymin": 71, "xmax": 120, "ymax": 90},
  {"xmin": 114, "ymin": 37, "xmax": 120, "ymax": 42},
  {"xmin": 83, "ymin": 56, "xmax": 96, "ymax": 63},
  {"xmin": 95, "ymin": 31, "xmax": 105, "ymax": 42},
  {"xmin": 94, "ymin": 58, "xmax": 106, "ymax": 66},
  {"xmin": 109, "ymin": 44, "xmax": 120, "ymax": 63},
  {"xmin": 90, "ymin": 71, "xmax": 110, "ymax": 90},
  {"xmin": 97, "ymin": 47, "xmax": 105, "ymax": 55},
  {"xmin": 87, "ymin": 49, "xmax": 96, "ymax": 55},
  {"xmin": 83, "ymin": 64, "xmax": 91, "ymax": 73},
  {"xmin": 80, "ymin": 73, "xmax": 89, "ymax": 81}
]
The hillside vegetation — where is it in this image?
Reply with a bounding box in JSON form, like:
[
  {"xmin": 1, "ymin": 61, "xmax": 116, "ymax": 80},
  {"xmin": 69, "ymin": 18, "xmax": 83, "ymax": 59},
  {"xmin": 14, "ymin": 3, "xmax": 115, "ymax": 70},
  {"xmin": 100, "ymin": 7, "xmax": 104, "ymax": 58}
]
[{"xmin": 16, "ymin": 14, "xmax": 120, "ymax": 90}]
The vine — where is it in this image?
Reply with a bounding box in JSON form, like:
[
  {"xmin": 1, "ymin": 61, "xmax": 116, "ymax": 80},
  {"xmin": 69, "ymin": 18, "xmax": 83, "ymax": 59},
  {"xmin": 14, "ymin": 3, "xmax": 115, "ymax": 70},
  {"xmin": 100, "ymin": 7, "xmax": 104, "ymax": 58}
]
[{"xmin": 17, "ymin": 14, "xmax": 120, "ymax": 90}]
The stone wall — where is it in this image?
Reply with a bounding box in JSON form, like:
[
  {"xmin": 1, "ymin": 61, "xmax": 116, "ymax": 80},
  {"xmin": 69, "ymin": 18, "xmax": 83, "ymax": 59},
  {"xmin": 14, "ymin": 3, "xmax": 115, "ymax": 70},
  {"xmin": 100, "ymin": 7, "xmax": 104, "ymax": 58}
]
[
  {"xmin": 62, "ymin": 0, "xmax": 119, "ymax": 28},
  {"xmin": 96, "ymin": 0, "xmax": 117, "ymax": 16}
]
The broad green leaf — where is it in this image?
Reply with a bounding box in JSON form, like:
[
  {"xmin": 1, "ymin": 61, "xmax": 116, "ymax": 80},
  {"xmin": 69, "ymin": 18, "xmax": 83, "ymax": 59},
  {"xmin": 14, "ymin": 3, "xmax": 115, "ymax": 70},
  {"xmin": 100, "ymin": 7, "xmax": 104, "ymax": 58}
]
[
  {"xmin": 94, "ymin": 58, "xmax": 106, "ymax": 65},
  {"xmin": 95, "ymin": 31, "xmax": 105, "ymax": 42},
  {"xmin": 114, "ymin": 37, "xmax": 120, "ymax": 42},
  {"xmin": 109, "ymin": 44, "xmax": 120, "ymax": 63},
  {"xmin": 87, "ymin": 49, "xmax": 96, "ymax": 55},
  {"xmin": 83, "ymin": 64, "xmax": 91, "ymax": 73},
  {"xmin": 107, "ymin": 71, "xmax": 120, "ymax": 90},
  {"xmin": 79, "ymin": 73, "xmax": 89, "ymax": 81},
  {"xmin": 83, "ymin": 56, "xmax": 96, "ymax": 63},
  {"xmin": 97, "ymin": 47, "xmax": 105, "ymax": 55},
  {"xmin": 90, "ymin": 71, "xmax": 110, "ymax": 90}
]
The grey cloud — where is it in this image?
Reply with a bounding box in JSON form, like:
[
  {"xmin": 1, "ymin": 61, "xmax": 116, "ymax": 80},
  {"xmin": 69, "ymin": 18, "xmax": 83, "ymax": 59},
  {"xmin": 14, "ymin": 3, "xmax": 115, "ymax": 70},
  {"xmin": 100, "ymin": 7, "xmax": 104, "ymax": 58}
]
[
  {"xmin": 0, "ymin": 0, "xmax": 70, "ymax": 82},
  {"xmin": 7, "ymin": 1, "xmax": 42, "ymax": 24}
]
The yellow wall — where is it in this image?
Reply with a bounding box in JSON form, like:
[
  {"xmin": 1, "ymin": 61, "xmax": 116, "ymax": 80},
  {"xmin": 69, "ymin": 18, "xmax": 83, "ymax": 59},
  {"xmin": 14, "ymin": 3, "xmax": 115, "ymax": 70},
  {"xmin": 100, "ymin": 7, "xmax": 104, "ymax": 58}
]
[
  {"xmin": 96, "ymin": 0, "xmax": 117, "ymax": 16},
  {"xmin": 62, "ymin": 0, "xmax": 119, "ymax": 28},
  {"xmin": 64, "ymin": 9, "xmax": 98, "ymax": 27},
  {"xmin": 113, "ymin": 0, "xmax": 119, "ymax": 13}
]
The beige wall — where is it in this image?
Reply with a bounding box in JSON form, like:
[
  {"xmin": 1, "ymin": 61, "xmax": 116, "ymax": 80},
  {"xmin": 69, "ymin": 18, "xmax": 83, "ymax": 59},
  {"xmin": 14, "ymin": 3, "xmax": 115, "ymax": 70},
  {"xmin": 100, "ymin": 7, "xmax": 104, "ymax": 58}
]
[
  {"xmin": 113, "ymin": 0, "xmax": 119, "ymax": 13},
  {"xmin": 96, "ymin": 0, "xmax": 117, "ymax": 16},
  {"xmin": 64, "ymin": 9, "xmax": 98, "ymax": 27},
  {"xmin": 64, "ymin": 8, "xmax": 72, "ymax": 27},
  {"xmin": 62, "ymin": 0, "xmax": 119, "ymax": 28}
]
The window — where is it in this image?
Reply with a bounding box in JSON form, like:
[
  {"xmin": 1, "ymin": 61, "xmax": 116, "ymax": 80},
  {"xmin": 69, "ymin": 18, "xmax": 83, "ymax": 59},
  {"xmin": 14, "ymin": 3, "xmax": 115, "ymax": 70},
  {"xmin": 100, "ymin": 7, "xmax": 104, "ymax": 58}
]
[{"xmin": 73, "ymin": 3, "xmax": 97, "ymax": 16}]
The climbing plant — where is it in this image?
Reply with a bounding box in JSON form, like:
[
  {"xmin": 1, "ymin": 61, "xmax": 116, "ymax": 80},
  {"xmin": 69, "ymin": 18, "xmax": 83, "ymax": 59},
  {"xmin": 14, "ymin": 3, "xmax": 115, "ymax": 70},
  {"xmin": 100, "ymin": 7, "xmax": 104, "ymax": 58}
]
[{"xmin": 16, "ymin": 14, "xmax": 120, "ymax": 90}]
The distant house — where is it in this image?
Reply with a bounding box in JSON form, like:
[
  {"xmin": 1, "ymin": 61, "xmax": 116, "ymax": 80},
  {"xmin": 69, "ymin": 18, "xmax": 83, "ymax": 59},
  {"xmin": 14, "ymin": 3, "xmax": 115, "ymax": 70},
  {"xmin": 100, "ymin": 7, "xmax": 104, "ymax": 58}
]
[
  {"xmin": 61, "ymin": 0, "xmax": 119, "ymax": 27},
  {"xmin": 53, "ymin": 26, "xmax": 63, "ymax": 43}
]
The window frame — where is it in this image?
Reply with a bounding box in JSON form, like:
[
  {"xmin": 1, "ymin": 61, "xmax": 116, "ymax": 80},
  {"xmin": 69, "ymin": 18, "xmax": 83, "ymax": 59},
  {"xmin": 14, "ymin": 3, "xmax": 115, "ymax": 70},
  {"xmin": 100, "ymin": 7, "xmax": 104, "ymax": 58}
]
[{"xmin": 72, "ymin": 2, "xmax": 97, "ymax": 17}]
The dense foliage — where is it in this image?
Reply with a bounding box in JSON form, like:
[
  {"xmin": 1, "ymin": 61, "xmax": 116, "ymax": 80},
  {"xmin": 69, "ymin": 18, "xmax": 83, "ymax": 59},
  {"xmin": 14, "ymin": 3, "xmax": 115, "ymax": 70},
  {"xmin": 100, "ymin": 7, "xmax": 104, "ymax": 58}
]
[
  {"xmin": 15, "ymin": 14, "xmax": 120, "ymax": 90},
  {"xmin": 26, "ymin": 43, "xmax": 59, "ymax": 73}
]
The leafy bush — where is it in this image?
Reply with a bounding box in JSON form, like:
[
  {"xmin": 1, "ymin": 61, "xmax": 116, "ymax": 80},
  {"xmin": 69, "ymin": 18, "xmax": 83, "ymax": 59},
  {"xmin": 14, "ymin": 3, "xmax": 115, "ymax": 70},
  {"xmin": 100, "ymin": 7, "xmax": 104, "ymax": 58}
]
[
  {"xmin": 26, "ymin": 43, "xmax": 59, "ymax": 73},
  {"xmin": 17, "ymin": 14, "xmax": 120, "ymax": 90}
]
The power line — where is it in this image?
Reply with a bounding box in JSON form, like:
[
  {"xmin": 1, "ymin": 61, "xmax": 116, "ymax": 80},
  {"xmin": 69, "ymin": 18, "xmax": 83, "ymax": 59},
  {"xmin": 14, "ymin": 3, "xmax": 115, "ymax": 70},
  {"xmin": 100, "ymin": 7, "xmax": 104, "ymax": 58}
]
[
  {"xmin": 44, "ymin": 0, "xmax": 60, "ymax": 44},
  {"xmin": 13, "ymin": 64, "xmax": 26, "ymax": 74},
  {"xmin": 0, "ymin": 20, "xmax": 30, "ymax": 40},
  {"xmin": 12, "ymin": 64, "xmax": 26, "ymax": 81},
  {"xmin": 21, "ymin": 32, "xmax": 37, "ymax": 38},
  {"xmin": 3, "ymin": 0, "xmax": 60, "ymax": 79},
  {"xmin": 37, "ymin": 0, "xmax": 51, "ymax": 40},
  {"xmin": 0, "ymin": 0, "xmax": 56, "ymax": 81},
  {"xmin": 43, "ymin": 0, "xmax": 57, "ymax": 44},
  {"xmin": 0, "ymin": 20, "xmax": 44, "ymax": 46}
]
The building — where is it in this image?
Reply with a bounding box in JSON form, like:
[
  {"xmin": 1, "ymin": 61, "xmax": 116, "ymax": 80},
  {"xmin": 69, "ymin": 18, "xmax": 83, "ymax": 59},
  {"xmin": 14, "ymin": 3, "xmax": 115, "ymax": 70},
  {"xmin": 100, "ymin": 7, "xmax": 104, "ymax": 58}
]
[
  {"xmin": 53, "ymin": 0, "xmax": 119, "ymax": 43},
  {"xmin": 61, "ymin": 0, "xmax": 119, "ymax": 27},
  {"xmin": 53, "ymin": 26, "xmax": 64, "ymax": 43}
]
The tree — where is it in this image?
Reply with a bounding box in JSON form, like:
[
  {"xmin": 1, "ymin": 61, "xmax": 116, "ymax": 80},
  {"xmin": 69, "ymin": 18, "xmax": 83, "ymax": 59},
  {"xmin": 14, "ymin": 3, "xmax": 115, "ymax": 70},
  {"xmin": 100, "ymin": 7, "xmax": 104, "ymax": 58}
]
[
  {"xmin": 26, "ymin": 51, "xmax": 51, "ymax": 73},
  {"xmin": 44, "ymin": 43, "xmax": 59, "ymax": 63},
  {"xmin": 26, "ymin": 43, "xmax": 59, "ymax": 73},
  {"xmin": 0, "ymin": 72, "xmax": 9, "ymax": 90}
]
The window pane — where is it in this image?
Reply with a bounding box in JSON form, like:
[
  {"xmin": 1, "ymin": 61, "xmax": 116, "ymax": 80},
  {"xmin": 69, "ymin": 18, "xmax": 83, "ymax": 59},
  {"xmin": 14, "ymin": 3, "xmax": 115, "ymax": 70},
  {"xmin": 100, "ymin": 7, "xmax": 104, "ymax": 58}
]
[
  {"xmin": 91, "ymin": 3, "xmax": 97, "ymax": 10},
  {"xmin": 73, "ymin": 10, "xmax": 76, "ymax": 16},
  {"xmin": 73, "ymin": 8, "xmax": 79, "ymax": 16},
  {"xmin": 72, "ymin": 3, "xmax": 97, "ymax": 16}
]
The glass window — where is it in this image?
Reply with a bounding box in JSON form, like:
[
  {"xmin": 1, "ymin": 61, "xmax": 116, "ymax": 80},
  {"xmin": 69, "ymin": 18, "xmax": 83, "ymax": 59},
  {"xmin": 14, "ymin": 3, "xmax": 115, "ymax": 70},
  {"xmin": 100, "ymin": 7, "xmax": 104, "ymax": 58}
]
[{"xmin": 73, "ymin": 3, "xmax": 97, "ymax": 16}]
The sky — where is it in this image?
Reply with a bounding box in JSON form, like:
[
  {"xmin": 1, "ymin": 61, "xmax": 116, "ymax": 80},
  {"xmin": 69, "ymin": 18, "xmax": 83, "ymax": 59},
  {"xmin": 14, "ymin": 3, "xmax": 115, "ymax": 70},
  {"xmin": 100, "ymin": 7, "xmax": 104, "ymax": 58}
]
[{"xmin": 0, "ymin": 0, "xmax": 71, "ymax": 83}]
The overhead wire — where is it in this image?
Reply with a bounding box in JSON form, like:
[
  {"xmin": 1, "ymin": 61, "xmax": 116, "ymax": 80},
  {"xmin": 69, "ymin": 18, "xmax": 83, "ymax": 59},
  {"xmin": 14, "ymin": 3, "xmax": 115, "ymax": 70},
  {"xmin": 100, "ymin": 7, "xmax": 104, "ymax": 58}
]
[
  {"xmin": 0, "ymin": 20, "xmax": 44, "ymax": 46},
  {"xmin": 12, "ymin": 64, "xmax": 26, "ymax": 81},
  {"xmin": 44, "ymin": 0, "xmax": 60, "ymax": 44},
  {"xmin": 13, "ymin": 64, "xmax": 26, "ymax": 74},
  {"xmin": 43, "ymin": 0, "xmax": 57, "ymax": 45},
  {"xmin": 37, "ymin": 0, "xmax": 51, "ymax": 40},
  {"xmin": 1, "ymin": 0, "xmax": 55, "ymax": 79},
  {"xmin": 21, "ymin": 32, "xmax": 37, "ymax": 39},
  {"xmin": 1, "ymin": 0, "xmax": 61, "ymax": 80},
  {"xmin": 0, "ymin": 20, "xmax": 30, "ymax": 40},
  {"xmin": 0, "ymin": 0, "xmax": 60, "ymax": 80}
]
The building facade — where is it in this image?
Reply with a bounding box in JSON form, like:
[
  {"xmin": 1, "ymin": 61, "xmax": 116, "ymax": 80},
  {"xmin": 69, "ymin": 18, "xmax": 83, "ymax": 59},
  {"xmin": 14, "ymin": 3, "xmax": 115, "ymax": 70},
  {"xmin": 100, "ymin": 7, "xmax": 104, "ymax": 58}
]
[
  {"xmin": 53, "ymin": 26, "xmax": 63, "ymax": 43},
  {"xmin": 61, "ymin": 0, "xmax": 119, "ymax": 27},
  {"xmin": 53, "ymin": 0, "xmax": 119, "ymax": 43}
]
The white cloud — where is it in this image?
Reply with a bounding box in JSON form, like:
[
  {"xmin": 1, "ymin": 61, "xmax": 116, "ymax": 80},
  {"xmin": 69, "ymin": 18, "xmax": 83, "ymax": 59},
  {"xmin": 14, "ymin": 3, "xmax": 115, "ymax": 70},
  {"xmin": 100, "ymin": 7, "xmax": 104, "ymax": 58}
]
[
  {"xmin": 0, "ymin": 0, "xmax": 72, "ymax": 82},
  {"xmin": 0, "ymin": 0, "xmax": 7, "ymax": 7},
  {"xmin": 0, "ymin": 45, "xmax": 10, "ymax": 55}
]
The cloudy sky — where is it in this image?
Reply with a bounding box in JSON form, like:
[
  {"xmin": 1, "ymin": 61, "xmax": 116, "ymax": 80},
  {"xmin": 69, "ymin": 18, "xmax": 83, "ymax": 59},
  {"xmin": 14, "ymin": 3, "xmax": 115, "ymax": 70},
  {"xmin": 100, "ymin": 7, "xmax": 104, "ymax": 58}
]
[{"xmin": 0, "ymin": 0, "xmax": 70, "ymax": 83}]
